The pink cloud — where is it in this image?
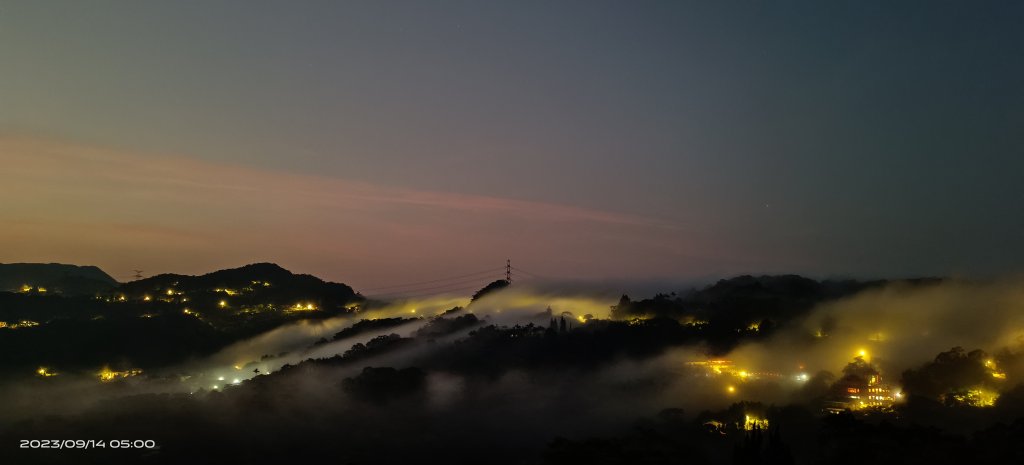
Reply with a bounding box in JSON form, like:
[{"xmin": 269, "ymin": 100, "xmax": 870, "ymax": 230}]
[{"xmin": 0, "ymin": 134, "xmax": 717, "ymax": 286}]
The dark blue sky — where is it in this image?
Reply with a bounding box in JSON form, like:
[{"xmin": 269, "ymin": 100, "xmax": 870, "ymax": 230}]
[{"xmin": 1, "ymin": 1, "xmax": 1022, "ymax": 284}]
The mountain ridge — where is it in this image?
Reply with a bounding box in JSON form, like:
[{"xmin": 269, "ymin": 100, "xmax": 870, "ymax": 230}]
[{"xmin": 0, "ymin": 263, "xmax": 118, "ymax": 295}]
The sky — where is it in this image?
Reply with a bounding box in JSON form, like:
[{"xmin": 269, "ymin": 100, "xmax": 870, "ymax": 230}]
[{"xmin": 1, "ymin": 1, "xmax": 1022, "ymax": 290}]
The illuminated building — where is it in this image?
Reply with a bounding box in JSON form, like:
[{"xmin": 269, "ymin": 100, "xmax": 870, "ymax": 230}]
[
  {"xmin": 0, "ymin": 320, "xmax": 41, "ymax": 330},
  {"xmin": 859, "ymin": 382, "xmax": 897, "ymax": 409},
  {"xmin": 626, "ymin": 317, "xmax": 649, "ymax": 326},
  {"xmin": 688, "ymin": 360, "xmax": 735, "ymax": 376},
  {"xmin": 743, "ymin": 415, "xmax": 769, "ymax": 431},
  {"xmin": 824, "ymin": 356, "xmax": 898, "ymax": 413},
  {"xmin": 98, "ymin": 366, "xmax": 143, "ymax": 382},
  {"xmin": 687, "ymin": 359, "xmax": 782, "ymax": 382},
  {"xmin": 289, "ymin": 302, "xmax": 317, "ymax": 311},
  {"xmin": 680, "ymin": 316, "xmax": 709, "ymax": 327},
  {"xmin": 702, "ymin": 413, "xmax": 769, "ymax": 434}
]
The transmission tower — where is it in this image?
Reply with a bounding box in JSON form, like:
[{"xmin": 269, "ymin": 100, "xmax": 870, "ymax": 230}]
[
  {"xmin": 132, "ymin": 270, "xmax": 144, "ymax": 280},
  {"xmin": 506, "ymin": 259, "xmax": 511, "ymax": 284}
]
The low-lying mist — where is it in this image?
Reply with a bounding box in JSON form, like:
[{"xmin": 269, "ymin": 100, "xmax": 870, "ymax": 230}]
[
  {"xmin": 8, "ymin": 277, "xmax": 1024, "ymax": 464},
  {"xmin": 727, "ymin": 277, "xmax": 1024, "ymax": 384}
]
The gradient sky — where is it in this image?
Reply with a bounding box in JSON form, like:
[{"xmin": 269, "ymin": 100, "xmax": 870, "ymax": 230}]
[{"xmin": 2, "ymin": 1, "xmax": 1022, "ymax": 289}]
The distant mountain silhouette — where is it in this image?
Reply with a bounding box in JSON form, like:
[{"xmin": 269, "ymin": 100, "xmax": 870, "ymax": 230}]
[
  {"xmin": 118, "ymin": 262, "xmax": 362, "ymax": 311},
  {"xmin": 0, "ymin": 263, "xmax": 363, "ymax": 374},
  {"xmin": 0, "ymin": 263, "xmax": 117, "ymax": 295}
]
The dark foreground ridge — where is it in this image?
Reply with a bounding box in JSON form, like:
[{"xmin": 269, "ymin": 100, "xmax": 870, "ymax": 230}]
[{"xmin": 7, "ymin": 272, "xmax": 1014, "ymax": 465}]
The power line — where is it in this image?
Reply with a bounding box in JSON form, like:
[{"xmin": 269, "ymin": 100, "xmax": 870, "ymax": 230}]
[
  {"xmin": 367, "ymin": 274, "xmax": 504, "ymax": 296},
  {"xmin": 360, "ymin": 267, "xmax": 504, "ymax": 291},
  {"xmin": 365, "ymin": 261, "xmax": 551, "ymax": 300},
  {"xmin": 511, "ymin": 266, "xmax": 546, "ymax": 279},
  {"xmin": 372, "ymin": 283, "xmax": 491, "ymax": 300},
  {"xmin": 368, "ymin": 273, "xmax": 504, "ymax": 296}
]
